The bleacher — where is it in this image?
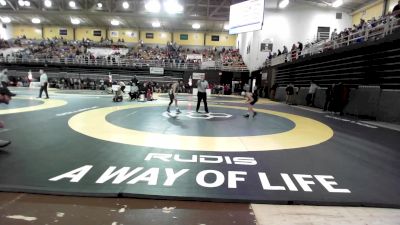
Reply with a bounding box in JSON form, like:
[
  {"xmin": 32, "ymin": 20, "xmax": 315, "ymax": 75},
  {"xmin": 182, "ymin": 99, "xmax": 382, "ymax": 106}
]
[
  {"xmin": 271, "ymin": 30, "xmax": 400, "ymax": 89},
  {"xmin": 0, "ymin": 40, "xmax": 249, "ymax": 72},
  {"xmin": 267, "ymin": 30, "xmax": 400, "ymax": 123}
]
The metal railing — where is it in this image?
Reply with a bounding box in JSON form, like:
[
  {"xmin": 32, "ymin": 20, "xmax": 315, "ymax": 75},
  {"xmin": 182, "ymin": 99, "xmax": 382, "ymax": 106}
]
[
  {"xmin": 267, "ymin": 14, "xmax": 400, "ymax": 67},
  {"xmin": 0, "ymin": 55, "xmax": 249, "ymax": 72}
]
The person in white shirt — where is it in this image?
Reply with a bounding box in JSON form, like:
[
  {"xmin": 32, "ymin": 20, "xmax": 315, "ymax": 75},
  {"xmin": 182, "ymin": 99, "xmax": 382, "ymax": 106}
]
[
  {"xmin": 196, "ymin": 76, "xmax": 209, "ymax": 113},
  {"xmin": 129, "ymin": 82, "xmax": 139, "ymax": 101},
  {"xmin": 306, "ymin": 81, "xmax": 319, "ymax": 106},
  {"xmin": 0, "ymin": 69, "xmax": 9, "ymax": 88},
  {"xmin": 119, "ymin": 81, "xmax": 126, "ymax": 93},
  {"xmin": 38, "ymin": 69, "xmax": 49, "ymax": 99},
  {"xmin": 28, "ymin": 70, "xmax": 33, "ymax": 82}
]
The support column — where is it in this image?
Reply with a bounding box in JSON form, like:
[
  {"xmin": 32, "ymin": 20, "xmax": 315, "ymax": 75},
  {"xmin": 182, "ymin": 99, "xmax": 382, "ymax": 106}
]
[{"xmin": 383, "ymin": 0, "xmax": 388, "ymax": 15}]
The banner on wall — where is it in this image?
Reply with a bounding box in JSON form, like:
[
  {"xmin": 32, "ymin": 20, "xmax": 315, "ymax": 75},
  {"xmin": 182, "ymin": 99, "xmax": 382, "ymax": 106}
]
[
  {"xmin": 193, "ymin": 72, "xmax": 205, "ymax": 80},
  {"xmin": 150, "ymin": 67, "xmax": 164, "ymax": 75},
  {"xmin": 126, "ymin": 31, "xmax": 137, "ymax": 38},
  {"xmin": 110, "ymin": 31, "xmax": 119, "ymax": 38},
  {"xmin": 187, "ymin": 54, "xmax": 203, "ymax": 61}
]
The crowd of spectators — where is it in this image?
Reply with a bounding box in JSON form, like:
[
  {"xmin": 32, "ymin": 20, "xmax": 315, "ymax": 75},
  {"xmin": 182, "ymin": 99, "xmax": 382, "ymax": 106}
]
[
  {"xmin": 0, "ymin": 36, "xmax": 247, "ymax": 70},
  {"xmin": 267, "ymin": 5, "xmax": 400, "ymax": 65},
  {"xmin": 220, "ymin": 48, "xmax": 246, "ymax": 67}
]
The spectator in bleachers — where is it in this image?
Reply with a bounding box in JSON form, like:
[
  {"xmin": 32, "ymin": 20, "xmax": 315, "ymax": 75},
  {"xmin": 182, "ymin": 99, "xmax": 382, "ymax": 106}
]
[
  {"xmin": 297, "ymin": 42, "xmax": 303, "ymax": 56},
  {"xmin": 291, "ymin": 44, "xmax": 297, "ymax": 60},
  {"xmin": 282, "ymin": 46, "xmax": 288, "ymax": 54},
  {"xmin": 331, "ymin": 29, "xmax": 338, "ymax": 40}
]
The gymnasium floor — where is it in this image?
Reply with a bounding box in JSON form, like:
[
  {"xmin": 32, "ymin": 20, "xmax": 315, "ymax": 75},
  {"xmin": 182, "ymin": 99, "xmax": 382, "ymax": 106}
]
[{"xmin": 0, "ymin": 87, "xmax": 399, "ymax": 224}]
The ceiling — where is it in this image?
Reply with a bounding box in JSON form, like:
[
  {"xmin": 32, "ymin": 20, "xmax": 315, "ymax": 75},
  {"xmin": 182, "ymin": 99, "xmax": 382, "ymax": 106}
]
[{"xmin": 0, "ymin": 0, "xmax": 373, "ymax": 31}]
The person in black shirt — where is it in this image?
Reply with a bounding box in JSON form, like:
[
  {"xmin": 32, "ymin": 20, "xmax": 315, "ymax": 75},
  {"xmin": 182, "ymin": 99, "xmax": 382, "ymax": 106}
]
[
  {"xmin": 324, "ymin": 84, "xmax": 334, "ymax": 111},
  {"xmin": 0, "ymin": 87, "xmax": 15, "ymax": 148},
  {"xmin": 270, "ymin": 83, "xmax": 278, "ymax": 100},
  {"xmin": 297, "ymin": 42, "xmax": 303, "ymax": 56},
  {"xmin": 243, "ymin": 90, "xmax": 258, "ymax": 118},
  {"xmin": 131, "ymin": 75, "xmax": 138, "ymax": 86},
  {"xmin": 285, "ymin": 83, "xmax": 294, "ymax": 105}
]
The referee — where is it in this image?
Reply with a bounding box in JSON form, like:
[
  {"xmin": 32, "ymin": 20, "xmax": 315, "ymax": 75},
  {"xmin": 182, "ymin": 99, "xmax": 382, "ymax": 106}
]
[
  {"xmin": 196, "ymin": 75, "xmax": 209, "ymax": 113},
  {"xmin": 38, "ymin": 69, "xmax": 49, "ymax": 99}
]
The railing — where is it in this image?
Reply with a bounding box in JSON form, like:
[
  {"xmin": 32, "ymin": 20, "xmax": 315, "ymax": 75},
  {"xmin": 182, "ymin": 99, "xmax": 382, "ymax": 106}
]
[
  {"xmin": 0, "ymin": 56, "xmax": 249, "ymax": 72},
  {"xmin": 268, "ymin": 14, "xmax": 400, "ymax": 67}
]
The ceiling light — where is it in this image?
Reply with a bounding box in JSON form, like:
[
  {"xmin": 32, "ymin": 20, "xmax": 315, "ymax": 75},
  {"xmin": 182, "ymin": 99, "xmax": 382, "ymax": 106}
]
[
  {"xmin": 152, "ymin": 21, "xmax": 161, "ymax": 27},
  {"xmin": 278, "ymin": 0, "xmax": 289, "ymax": 9},
  {"xmin": 0, "ymin": 17, "xmax": 11, "ymax": 23},
  {"xmin": 31, "ymin": 18, "xmax": 41, "ymax": 24},
  {"xmin": 44, "ymin": 0, "xmax": 51, "ymax": 7},
  {"xmin": 0, "ymin": 0, "xmax": 6, "ymax": 6},
  {"xmin": 145, "ymin": 0, "xmax": 161, "ymax": 13},
  {"xmin": 192, "ymin": 23, "xmax": 200, "ymax": 29},
  {"xmin": 69, "ymin": 1, "xmax": 76, "ymax": 8},
  {"xmin": 122, "ymin": 1, "xmax": 129, "ymax": 9},
  {"xmin": 164, "ymin": 0, "xmax": 183, "ymax": 14},
  {"xmin": 18, "ymin": 0, "xmax": 24, "ymax": 6},
  {"xmin": 224, "ymin": 24, "xmax": 229, "ymax": 30},
  {"xmin": 111, "ymin": 19, "xmax": 120, "ymax": 26},
  {"xmin": 71, "ymin": 18, "xmax": 80, "ymax": 25},
  {"xmin": 332, "ymin": 0, "xmax": 343, "ymax": 8},
  {"xmin": 24, "ymin": 1, "xmax": 30, "ymax": 7},
  {"xmin": 97, "ymin": 2, "xmax": 102, "ymax": 8}
]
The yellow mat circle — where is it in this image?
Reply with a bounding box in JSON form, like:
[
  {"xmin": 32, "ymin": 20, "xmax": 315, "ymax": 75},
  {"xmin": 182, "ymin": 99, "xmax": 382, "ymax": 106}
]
[
  {"xmin": 0, "ymin": 96, "xmax": 67, "ymax": 115},
  {"xmin": 68, "ymin": 104, "xmax": 333, "ymax": 152}
]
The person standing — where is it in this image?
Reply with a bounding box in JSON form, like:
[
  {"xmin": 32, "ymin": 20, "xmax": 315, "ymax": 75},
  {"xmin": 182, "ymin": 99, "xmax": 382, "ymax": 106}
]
[
  {"xmin": 38, "ymin": 69, "xmax": 49, "ymax": 99},
  {"xmin": 167, "ymin": 81, "xmax": 181, "ymax": 113},
  {"xmin": 243, "ymin": 90, "xmax": 258, "ymax": 118},
  {"xmin": 331, "ymin": 29, "xmax": 338, "ymax": 40},
  {"xmin": 270, "ymin": 83, "xmax": 278, "ymax": 100},
  {"xmin": 0, "ymin": 87, "xmax": 15, "ymax": 148},
  {"xmin": 324, "ymin": 84, "xmax": 334, "ymax": 111},
  {"xmin": 196, "ymin": 76, "xmax": 209, "ymax": 113},
  {"xmin": 0, "ymin": 69, "xmax": 9, "ymax": 88},
  {"xmin": 28, "ymin": 70, "xmax": 33, "ymax": 85},
  {"xmin": 306, "ymin": 81, "xmax": 318, "ymax": 106},
  {"xmin": 285, "ymin": 83, "xmax": 294, "ymax": 105}
]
